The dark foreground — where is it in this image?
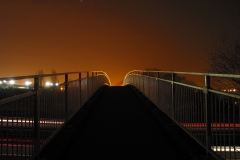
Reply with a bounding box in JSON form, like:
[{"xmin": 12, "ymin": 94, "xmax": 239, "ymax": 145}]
[{"xmin": 37, "ymin": 86, "xmax": 215, "ymax": 160}]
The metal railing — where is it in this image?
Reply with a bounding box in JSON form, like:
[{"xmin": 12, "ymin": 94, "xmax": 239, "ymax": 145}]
[
  {"xmin": 124, "ymin": 70, "xmax": 240, "ymax": 160},
  {"xmin": 0, "ymin": 71, "xmax": 110, "ymax": 160}
]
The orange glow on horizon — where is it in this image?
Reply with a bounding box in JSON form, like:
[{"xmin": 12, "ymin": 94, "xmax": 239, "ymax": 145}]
[{"xmin": 0, "ymin": 1, "xmax": 239, "ymax": 85}]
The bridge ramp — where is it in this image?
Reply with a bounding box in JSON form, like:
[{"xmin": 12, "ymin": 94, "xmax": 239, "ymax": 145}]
[{"xmin": 38, "ymin": 86, "xmax": 196, "ymax": 159}]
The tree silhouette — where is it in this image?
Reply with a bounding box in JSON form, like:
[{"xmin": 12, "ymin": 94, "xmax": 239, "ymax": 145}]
[
  {"xmin": 38, "ymin": 69, "xmax": 45, "ymax": 88},
  {"xmin": 51, "ymin": 69, "xmax": 59, "ymax": 86},
  {"xmin": 208, "ymin": 13, "xmax": 240, "ymax": 92}
]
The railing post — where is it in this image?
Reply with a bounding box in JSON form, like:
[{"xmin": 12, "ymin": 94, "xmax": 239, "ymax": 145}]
[
  {"xmin": 204, "ymin": 75, "xmax": 212, "ymax": 155},
  {"xmin": 133, "ymin": 71, "xmax": 134, "ymax": 85},
  {"xmin": 148, "ymin": 72, "xmax": 150, "ymax": 98},
  {"xmin": 33, "ymin": 77, "xmax": 40, "ymax": 155},
  {"xmin": 132, "ymin": 71, "xmax": 134, "ymax": 85},
  {"xmin": 95, "ymin": 72, "xmax": 98, "ymax": 88},
  {"xmin": 172, "ymin": 73, "xmax": 176, "ymax": 120},
  {"xmin": 92, "ymin": 72, "xmax": 94, "ymax": 95},
  {"xmin": 96, "ymin": 72, "xmax": 98, "ymax": 88},
  {"xmin": 135, "ymin": 71, "xmax": 137, "ymax": 86},
  {"xmin": 141, "ymin": 72, "xmax": 143, "ymax": 93},
  {"xmin": 157, "ymin": 72, "xmax": 160, "ymax": 107},
  {"xmin": 65, "ymin": 74, "xmax": 68, "ymax": 122},
  {"xmin": 79, "ymin": 73, "xmax": 82, "ymax": 107},
  {"xmin": 134, "ymin": 71, "xmax": 136, "ymax": 87},
  {"xmin": 138, "ymin": 71, "xmax": 140, "ymax": 89},
  {"xmin": 87, "ymin": 72, "xmax": 89, "ymax": 99}
]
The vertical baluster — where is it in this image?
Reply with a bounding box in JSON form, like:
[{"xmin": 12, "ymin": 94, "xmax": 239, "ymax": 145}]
[
  {"xmin": 196, "ymin": 90, "xmax": 199, "ymax": 139},
  {"xmin": 204, "ymin": 75, "xmax": 211, "ymax": 155},
  {"xmin": 223, "ymin": 96, "xmax": 226, "ymax": 159},
  {"xmin": 172, "ymin": 73, "xmax": 175, "ymax": 120},
  {"xmin": 180, "ymin": 85, "xmax": 183, "ymax": 124},
  {"xmin": 219, "ymin": 96, "xmax": 223, "ymax": 157},
  {"xmin": 234, "ymin": 98, "xmax": 239, "ymax": 160},
  {"xmin": 20, "ymin": 99, "xmax": 23, "ymax": 159},
  {"xmin": 6, "ymin": 100, "xmax": 9, "ymax": 157},
  {"xmin": 33, "ymin": 77, "xmax": 40, "ymax": 156},
  {"xmin": 210, "ymin": 92, "xmax": 213, "ymax": 148},
  {"xmin": 79, "ymin": 73, "xmax": 82, "ymax": 107},
  {"xmin": 142, "ymin": 72, "xmax": 144, "ymax": 95},
  {"xmin": 87, "ymin": 72, "xmax": 89, "ymax": 100},
  {"xmin": 157, "ymin": 72, "xmax": 159, "ymax": 108},
  {"xmin": 175, "ymin": 85, "xmax": 179, "ymax": 122},
  {"xmin": 11, "ymin": 101, "xmax": 14, "ymax": 158},
  {"xmin": 24, "ymin": 98, "xmax": 27, "ymax": 158},
  {"xmin": 65, "ymin": 74, "xmax": 68, "ymax": 122},
  {"xmin": 233, "ymin": 98, "xmax": 238, "ymax": 160},
  {"xmin": 200, "ymin": 90, "xmax": 204, "ymax": 142},
  {"xmin": 184, "ymin": 86, "xmax": 187, "ymax": 132},
  {"xmin": 92, "ymin": 72, "xmax": 94, "ymax": 97},
  {"xmin": 214, "ymin": 94, "xmax": 218, "ymax": 153},
  {"xmin": 228, "ymin": 97, "xmax": 231, "ymax": 159},
  {"xmin": 189, "ymin": 87, "xmax": 192, "ymax": 131},
  {"xmin": 0, "ymin": 104, "xmax": 2, "ymax": 158},
  {"xmin": 16, "ymin": 99, "xmax": 19, "ymax": 158},
  {"xmin": 43, "ymin": 87, "xmax": 46, "ymax": 144}
]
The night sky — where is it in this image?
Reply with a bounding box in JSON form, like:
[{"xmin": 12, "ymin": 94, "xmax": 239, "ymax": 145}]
[{"xmin": 1, "ymin": 0, "xmax": 240, "ymax": 85}]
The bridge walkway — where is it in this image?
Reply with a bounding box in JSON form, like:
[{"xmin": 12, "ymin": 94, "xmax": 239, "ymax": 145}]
[{"xmin": 37, "ymin": 86, "xmax": 209, "ymax": 160}]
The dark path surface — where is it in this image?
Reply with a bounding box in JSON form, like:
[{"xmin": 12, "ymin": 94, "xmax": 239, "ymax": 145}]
[{"xmin": 38, "ymin": 86, "xmax": 200, "ymax": 160}]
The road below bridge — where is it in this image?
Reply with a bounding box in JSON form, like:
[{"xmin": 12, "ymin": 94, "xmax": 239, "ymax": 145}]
[{"xmin": 37, "ymin": 86, "xmax": 214, "ymax": 160}]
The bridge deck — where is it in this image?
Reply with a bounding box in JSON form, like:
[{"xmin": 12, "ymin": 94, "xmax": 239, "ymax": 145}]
[{"xmin": 37, "ymin": 86, "xmax": 207, "ymax": 160}]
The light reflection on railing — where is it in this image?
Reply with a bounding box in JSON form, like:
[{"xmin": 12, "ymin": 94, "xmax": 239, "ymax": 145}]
[{"xmin": 0, "ymin": 118, "xmax": 64, "ymax": 125}]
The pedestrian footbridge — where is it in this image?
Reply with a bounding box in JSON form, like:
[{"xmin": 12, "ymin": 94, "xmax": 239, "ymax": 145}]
[{"xmin": 0, "ymin": 71, "xmax": 240, "ymax": 160}]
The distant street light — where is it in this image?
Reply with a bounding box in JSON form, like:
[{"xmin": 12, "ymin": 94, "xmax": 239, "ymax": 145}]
[
  {"xmin": 9, "ymin": 80, "xmax": 14, "ymax": 85},
  {"xmin": 25, "ymin": 81, "xmax": 32, "ymax": 86},
  {"xmin": 45, "ymin": 82, "xmax": 58, "ymax": 87}
]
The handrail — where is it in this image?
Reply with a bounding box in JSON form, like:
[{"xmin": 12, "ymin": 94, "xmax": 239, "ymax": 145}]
[
  {"xmin": 0, "ymin": 91, "xmax": 36, "ymax": 105},
  {"xmin": 0, "ymin": 71, "xmax": 110, "ymax": 82},
  {"xmin": 125, "ymin": 70, "xmax": 240, "ymax": 79}
]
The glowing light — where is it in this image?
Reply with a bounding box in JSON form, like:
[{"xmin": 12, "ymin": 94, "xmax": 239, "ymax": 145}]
[
  {"xmin": 55, "ymin": 83, "xmax": 59, "ymax": 86},
  {"xmin": 9, "ymin": 80, "xmax": 14, "ymax": 84},
  {"xmin": 212, "ymin": 146, "xmax": 240, "ymax": 152},
  {"xmin": 45, "ymin": 82, "xmax": 51, "ymax": 86},
  {"xmin": 25, "ymin": 81, "xmax": 32, "ymax": 86},
  {"xmin": 0, "ymin": 81, "xmax": 2, "ymax": 84},
  {"xmin": 0, "ymin": 118, "xmax": 64, "ymax": 124}
]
